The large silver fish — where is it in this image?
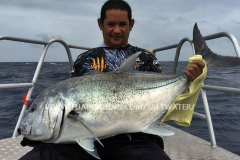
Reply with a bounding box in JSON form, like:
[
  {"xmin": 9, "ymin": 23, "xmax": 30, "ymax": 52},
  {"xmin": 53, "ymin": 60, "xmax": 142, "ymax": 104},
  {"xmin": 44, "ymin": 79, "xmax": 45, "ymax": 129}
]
[
  {"xmin": 20, "ymin": 23, "xmax": 233, "ymax": 159},
  {"xmin": 19, "ymin": 52, "xmax": 189, "ymax": 158}
]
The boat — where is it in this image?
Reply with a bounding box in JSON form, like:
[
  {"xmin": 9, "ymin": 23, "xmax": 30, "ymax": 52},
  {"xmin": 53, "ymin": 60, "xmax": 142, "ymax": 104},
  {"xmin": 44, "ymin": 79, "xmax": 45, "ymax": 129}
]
[{"xmin": 0, "ymin": 32, "xmax": 240, "ymax": 160}]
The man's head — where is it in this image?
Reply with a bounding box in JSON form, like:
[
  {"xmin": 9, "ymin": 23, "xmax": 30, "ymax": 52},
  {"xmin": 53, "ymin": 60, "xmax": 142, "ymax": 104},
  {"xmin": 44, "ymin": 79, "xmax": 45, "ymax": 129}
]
[{"xmin": 98, "ymin": 0, "xmax": 134, "ymax": 48}]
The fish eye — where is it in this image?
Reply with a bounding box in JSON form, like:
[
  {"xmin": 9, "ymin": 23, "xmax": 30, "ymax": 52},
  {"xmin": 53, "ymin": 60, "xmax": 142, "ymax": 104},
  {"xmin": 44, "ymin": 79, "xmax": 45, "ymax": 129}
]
[{"xmin": 29, "ymin": 106, "xmax": 36, "ymax": 113}]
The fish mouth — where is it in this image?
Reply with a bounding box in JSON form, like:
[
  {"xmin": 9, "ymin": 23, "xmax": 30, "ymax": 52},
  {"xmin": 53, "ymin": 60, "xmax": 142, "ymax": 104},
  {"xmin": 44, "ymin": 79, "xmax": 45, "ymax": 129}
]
[{"xmin": 18, "ymin": 124, "xmax": 32, "ymax": 136}]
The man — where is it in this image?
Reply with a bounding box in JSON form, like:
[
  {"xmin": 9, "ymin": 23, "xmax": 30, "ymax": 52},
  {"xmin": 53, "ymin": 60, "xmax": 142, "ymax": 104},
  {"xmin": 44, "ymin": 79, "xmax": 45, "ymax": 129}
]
[
  {"xmin": 70, "ymin": 2, "xmax": 163, "ymax": 77},
  {"xmin": 71, "ymin": 0, "xmax": 204, "ymax": 80},
  {"xmin": 20, "ymin": 0, "xmax": 204, "ymax": 160}
]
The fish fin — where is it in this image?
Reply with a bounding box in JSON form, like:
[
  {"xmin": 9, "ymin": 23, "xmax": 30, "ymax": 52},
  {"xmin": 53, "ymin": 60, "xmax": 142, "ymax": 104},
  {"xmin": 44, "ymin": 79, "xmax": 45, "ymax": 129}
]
[
  {"xmin": 193, "ymin": 23, "xmax": 213, "ymax": 57},
  {"xmin": 68, "ymin": 114, "xmax": 104, "ymax": 147},
  {"xmin": 83, "ymin": 148, "xmax": 101, "ymax": 159},
  {"xmin": 125, "ymin": 133, "xmax": 132, "ymax": 141},
  {"xmin": 142, "ymin": 124, "xmax": 175, "ymax": 136},
  {"xmin": 76, "ymin": 138, "xmax": 95, "ymax": 151},
  {"xmin": 193, "ymin": 23, "xmax": 240, "ymax": 66},
  {"xmin": 119, "ymin": 51, "xmax": 142, "ymax": 72}
]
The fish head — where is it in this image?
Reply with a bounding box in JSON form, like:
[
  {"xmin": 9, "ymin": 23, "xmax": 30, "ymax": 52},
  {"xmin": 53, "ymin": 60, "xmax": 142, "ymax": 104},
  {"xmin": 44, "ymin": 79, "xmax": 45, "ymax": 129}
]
[{"xmin": 19, "ymin": 92, "xmax": 64, "ymax": 142}]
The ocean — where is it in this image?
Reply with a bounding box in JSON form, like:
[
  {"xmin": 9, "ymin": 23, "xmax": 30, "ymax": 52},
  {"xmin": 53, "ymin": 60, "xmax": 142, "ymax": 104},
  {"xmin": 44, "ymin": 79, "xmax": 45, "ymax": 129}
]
[{"xmin": 0, "ymin": 62, "xmax": 239, "ymax": 156}]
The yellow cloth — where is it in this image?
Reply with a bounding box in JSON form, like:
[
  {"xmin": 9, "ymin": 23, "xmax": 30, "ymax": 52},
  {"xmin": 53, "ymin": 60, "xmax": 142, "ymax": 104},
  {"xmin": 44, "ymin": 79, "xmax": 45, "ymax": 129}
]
[{"xmin": 161, "ymin": 55, "xmax": 207, "ymax": 127}]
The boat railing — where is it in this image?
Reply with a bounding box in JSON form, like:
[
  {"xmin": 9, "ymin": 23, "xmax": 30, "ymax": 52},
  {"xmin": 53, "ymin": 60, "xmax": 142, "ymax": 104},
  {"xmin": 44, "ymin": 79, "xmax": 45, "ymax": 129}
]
[
  {"xmin": 153, "ymin": 32, "xmax": 240, "ymax": 146},
  {"xmin": 0, "ymin": 32, "xmax": 239, "ymax": 148},
  {"xmin": 0, "ymin": 36, "xmax": 91, "ymax": 138}
]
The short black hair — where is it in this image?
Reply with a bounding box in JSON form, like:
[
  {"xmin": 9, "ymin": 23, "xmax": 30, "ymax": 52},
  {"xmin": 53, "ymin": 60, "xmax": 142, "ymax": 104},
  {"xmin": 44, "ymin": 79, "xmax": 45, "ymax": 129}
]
[{"xmin": 100, "ymin": 0, "xmax": 132, "ymax": 22}]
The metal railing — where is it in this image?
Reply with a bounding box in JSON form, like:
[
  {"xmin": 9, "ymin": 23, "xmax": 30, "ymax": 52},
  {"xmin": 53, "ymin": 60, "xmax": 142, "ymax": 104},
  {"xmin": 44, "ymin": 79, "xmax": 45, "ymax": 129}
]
[
  {"xmin": 153, "ymin": 32, "xmax": 240, "ymax": 147},
  {"xmin": 0, "ymin": 33, "xmax": 239, "ymax": 147},
  {"xmin": 0, "ymin": 36, "xmax": 91, "ymax": 138}
]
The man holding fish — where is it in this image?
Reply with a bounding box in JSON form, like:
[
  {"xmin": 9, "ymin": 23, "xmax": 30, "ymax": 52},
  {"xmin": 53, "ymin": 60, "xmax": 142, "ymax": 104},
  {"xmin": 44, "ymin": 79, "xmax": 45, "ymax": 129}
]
[{"xmin": 20, "ymin": 0, "xmax": 204, "ymax": 160}]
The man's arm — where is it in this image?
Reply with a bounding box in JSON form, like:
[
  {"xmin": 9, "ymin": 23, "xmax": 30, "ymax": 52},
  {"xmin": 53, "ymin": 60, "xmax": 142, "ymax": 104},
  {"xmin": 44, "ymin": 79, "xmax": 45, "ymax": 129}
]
[{"xmin": 184, "ymin": 61, "xmax": 205, "ymax": 82}]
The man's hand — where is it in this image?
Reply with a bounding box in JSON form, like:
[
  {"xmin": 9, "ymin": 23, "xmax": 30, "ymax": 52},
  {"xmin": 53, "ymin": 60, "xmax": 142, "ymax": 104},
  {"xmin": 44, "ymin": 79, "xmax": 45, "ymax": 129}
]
[{"xmin": 184, "ymin": 61, "xmax": 205, "ymax": 82}]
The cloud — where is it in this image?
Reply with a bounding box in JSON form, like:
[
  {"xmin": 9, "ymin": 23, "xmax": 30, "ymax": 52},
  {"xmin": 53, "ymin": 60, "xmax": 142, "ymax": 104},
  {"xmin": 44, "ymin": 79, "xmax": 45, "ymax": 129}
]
[
  {"xmin": 28, "ymin": 33, "xmax": 64, "ymax": 48},
  {"xmin": 175, "ymin": 17, "xmax": 191, "ymax": 23},
  {"xmin": 0, "ymin": 0, "xmax": 240, "ymax": 62},
  {"xmin": 0, "ymin": 0, "xmax": 102, "ymax": 17},
  {"xmin": 231, "ymin": 20, "xmax": 240, "ymax": 24},
  {"xmin": 36, "ymin": 33, "xmax": 64, "ymax": 42}
]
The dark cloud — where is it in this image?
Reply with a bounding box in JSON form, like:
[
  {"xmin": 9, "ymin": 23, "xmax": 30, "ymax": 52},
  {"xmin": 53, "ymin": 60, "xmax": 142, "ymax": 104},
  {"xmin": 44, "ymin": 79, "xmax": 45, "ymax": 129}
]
[
  {"xmin": 29, "ymin": 33, "xmax": 65, "ymax": 48},
  {"xmin": 36, "ymin": 33, "xmax": 64, "ymax": 42},
  {"xmin": 231, "ymin": 20, "xmax": 240, "ymax": 24}
]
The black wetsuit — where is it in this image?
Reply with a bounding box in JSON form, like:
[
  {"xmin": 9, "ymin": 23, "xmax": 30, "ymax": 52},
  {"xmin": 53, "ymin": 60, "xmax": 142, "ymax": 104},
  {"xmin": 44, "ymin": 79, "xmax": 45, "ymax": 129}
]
[{"xmin": 19, "ymin": 44, "xmax": 170, "ymax": 160}]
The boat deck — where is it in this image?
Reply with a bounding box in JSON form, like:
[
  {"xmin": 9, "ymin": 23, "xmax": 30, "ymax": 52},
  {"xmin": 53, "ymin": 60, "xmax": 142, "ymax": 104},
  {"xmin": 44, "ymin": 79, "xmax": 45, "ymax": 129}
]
[
  {"xmin": 0, "ymin": 124, "xmax": 239, "ymax": 160},
  {"xmin": 162, "ymin": 124, "xmax": 240, "ymax": 160}
]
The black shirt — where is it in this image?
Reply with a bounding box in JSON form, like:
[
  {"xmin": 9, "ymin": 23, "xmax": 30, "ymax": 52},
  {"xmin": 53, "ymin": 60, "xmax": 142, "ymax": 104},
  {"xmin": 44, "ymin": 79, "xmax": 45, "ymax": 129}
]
[{"xmin": 71, "ymin": 44, "xmax": 162, "ymax": 77}]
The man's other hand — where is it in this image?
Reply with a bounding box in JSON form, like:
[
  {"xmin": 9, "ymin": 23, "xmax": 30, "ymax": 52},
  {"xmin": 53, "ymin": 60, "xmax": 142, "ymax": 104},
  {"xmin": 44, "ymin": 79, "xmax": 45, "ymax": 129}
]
[{"xmin": 184, "ymin": 61, "xmax": 205, "ymax": 82}]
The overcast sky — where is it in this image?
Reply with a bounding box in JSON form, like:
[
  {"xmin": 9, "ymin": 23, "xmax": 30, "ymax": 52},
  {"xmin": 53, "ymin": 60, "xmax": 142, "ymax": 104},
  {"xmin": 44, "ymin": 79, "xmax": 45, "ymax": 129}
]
[{"xmin": 0, "ymin": 0, "xmax": 240, "ymax": 62}]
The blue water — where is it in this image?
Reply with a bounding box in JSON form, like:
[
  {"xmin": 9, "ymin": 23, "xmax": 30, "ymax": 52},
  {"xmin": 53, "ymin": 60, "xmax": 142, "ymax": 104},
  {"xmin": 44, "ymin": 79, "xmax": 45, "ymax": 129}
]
[{"xmin": 0, "ymin": 62, "xmax": 240, "ymax": 156}]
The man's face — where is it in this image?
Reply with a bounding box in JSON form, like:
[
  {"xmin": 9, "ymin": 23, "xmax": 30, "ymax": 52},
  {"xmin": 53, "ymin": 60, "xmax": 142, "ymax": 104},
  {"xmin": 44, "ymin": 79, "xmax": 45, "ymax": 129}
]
[{"xmin": 98, "ymin": 9, "xmax": 134, "ymax": 48}]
